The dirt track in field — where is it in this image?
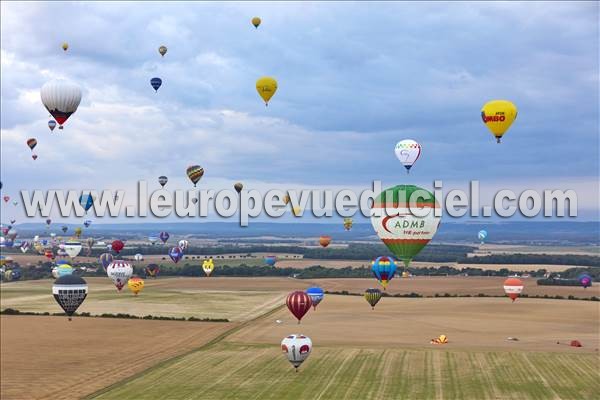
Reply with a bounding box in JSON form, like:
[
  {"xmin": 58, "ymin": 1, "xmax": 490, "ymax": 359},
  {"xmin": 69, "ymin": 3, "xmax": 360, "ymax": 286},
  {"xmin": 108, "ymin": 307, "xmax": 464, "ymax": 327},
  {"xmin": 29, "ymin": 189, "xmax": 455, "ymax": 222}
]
[{"xmin": 0, "ymin": 316, "xmax": 235, "ymax": 400}]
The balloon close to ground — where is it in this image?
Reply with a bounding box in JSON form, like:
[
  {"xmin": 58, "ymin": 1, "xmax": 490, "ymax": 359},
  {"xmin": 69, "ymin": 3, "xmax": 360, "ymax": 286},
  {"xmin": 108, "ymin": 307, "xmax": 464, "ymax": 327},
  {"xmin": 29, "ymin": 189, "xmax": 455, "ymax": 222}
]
[
  {"xmin": 503, "ymin": 277, "xmax": 524, "ymax": 302},
  {"xmin": 202, "ymin": 258, "xmax": 214, "ymax": 277},
  {"xmin": 107, "ymin": 261, "xmax": 133, "ymax": 291},
  {"xmin": 305, "ymin": 287, "xmax": 324, "ymax": 310},
  {"xmin": 286, "ymin": 291, "xmax": 312, "ymax": 323},
  {"xmin": 364, "ymin": 288, "xmax": 382, "ymax": 309},
  {"xmin": 53, "ymin": 275, "xmax": 87, "ymax": 320},
  {"xmin": 371, "ymin": 256, "xmax": 397, "ymax": 290},
  {"xmin": 128, "ymin": 276, "xmax": 145, "ymax": 296},
  {"xmin": 281, "ymin": 334, "xmax": 312, "ymax": 370}
]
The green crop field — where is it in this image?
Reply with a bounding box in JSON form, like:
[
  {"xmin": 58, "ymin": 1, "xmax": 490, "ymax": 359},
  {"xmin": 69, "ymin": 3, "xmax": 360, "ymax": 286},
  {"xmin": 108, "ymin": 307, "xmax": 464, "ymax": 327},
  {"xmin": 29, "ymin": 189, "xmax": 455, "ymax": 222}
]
[{"xmin": 91, "ymin": 342, "xmax": 600, "ymax": 400}]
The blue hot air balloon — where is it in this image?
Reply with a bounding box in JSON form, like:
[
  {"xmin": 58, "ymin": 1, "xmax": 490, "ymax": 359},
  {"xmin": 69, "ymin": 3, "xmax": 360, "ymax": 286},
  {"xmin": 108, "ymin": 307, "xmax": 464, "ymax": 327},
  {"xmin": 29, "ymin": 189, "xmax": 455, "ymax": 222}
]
[
  {"xmin": 477, "ymin": 230, "xmax": 488, "ymax": 244},
  {"xmin": 306, "ymin": 287, "xmax": 324, "ymax": 310},
  {"xmin": 159, "ymin": 231, "xmax": 170, "ymax": 244},
  {"xmin": 578, "ymin": 273, "xmax": 593, "ymax": 289},
  {"xmin": 371, "ymin": 256, "xmax": 397, "ymax": 290},
  {"xmin": 150, "ymin": 77, "xmax": 162, "ymax": 92},
  {"xmin": 83, "ymin": 219, "xmax": 92, "ymax": 228},
  {"xmin": 264, "ymin": 255, "xmax": 276, "ymax": 267},
  {"xmin": 169, "ymin": 246, "xmax": 183, "ymax": 263},
  {"xmin": 79, "ymin": 194, "xmax": 95, "ymax": 213}
]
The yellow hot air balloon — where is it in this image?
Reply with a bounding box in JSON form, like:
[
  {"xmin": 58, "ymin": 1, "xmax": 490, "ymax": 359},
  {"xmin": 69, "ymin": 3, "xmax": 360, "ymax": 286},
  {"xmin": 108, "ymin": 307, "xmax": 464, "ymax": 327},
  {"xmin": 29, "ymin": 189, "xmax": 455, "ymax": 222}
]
[
  {"xmin": 252, "ymin": 17, "xmax": 261, "ymax": 28},
  {"xmin": 159, "ymin": 45, "xmax": 167, "ymax": 57},
  {"xmin": 62, "ymin": 42, "xmax": 69, "ymax": 52},
  {"xmin": 202, "ymin": 258, "xmax": 214, "ymax": 277},
  {"xmin": 256, "ymin": 77, "xmax": 277, "ymax": 106},
  {"xmin": 481, "ymin": 100, "xmax": 517, "ymax": 143},
  {"xmin": 127, "ymin": 276, "xmax": 145, "ymax": 296}
]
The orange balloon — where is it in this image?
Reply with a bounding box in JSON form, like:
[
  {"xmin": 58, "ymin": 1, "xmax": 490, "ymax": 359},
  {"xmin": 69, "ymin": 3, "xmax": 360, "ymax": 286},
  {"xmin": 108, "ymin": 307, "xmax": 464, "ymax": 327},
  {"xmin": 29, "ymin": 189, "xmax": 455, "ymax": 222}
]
[{"xmin": 319, "ymin": 236, "xmax": 331, "ymax": 248}]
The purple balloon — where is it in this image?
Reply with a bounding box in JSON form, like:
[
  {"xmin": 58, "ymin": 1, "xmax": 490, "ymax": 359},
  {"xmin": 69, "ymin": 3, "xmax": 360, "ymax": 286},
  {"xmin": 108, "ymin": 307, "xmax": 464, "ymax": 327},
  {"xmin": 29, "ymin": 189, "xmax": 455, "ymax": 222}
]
[{"xmin": 169, "ymin": 246, "xmax": 183, "ymax": 263}]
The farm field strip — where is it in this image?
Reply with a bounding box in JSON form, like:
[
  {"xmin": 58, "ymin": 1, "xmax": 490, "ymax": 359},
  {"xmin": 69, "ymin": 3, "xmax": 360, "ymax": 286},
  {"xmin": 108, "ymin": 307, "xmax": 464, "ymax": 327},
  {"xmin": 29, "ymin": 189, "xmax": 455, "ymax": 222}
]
[{"xmin": 91, "ymin": 343, "xmax": 600, "ymax": 400}]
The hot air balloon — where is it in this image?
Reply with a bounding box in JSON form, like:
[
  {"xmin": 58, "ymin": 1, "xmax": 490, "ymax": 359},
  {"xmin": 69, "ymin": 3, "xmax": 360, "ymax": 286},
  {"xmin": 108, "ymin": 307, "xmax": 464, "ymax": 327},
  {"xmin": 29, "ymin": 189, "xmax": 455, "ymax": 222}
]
[
  {"xmin": 63, "ymin": 241, "xmax": 82, "ymax": 258},
  {"xmin": 503, "ymin": 277, "xmax": 524, "ymax": 302},
  {"xmin": 305, "ymin": 287, "xmax": 324, "ymax": 310},
  {"xmin": 32, "ymin": 154, "xmax": 38, "ymax": 160},
  {"xmin": 2, "ymin": 196, "xmax": 8, "ymax": 203},
  {"xmin": 150, "ymin": 77, "xmax": 162, "ymax": 92},
  {"xmin": 481, "ymin": 100, "xmax": 518, "ymax": 143},
  {"xmin": 53, "ymin": 263, "xmax": 74, "ymax": 278},
  {"xmin": 371, "ymin": 256, "xmax": 397, "ymax": 290},
  {"xmin": 27, "ymin": 138, "xmax": 37, "ymax": 151},
  {"xmin": 478, "ymin": 230, "xmax": 488, "ymax": 244},
  {"xmin": 61, "ymin": 42, "xmax": 68, "ymax": 52},
  {"xmin": 134, "ymin": 253, "xmax": 143, "ymax": 262},
  {"xmin": 202, "ymin": 258, "xmax": 214, "ymax": 277},
  {"xmin": 6, "ymin": 228, "xmax": 18, "ymax": 241},
  {"xmin": 370, "ymin": 185, "xmax": 441, "ymax": 269},
  {"xmin": 145, "ymin": 263, "xmax": 160, "ymax": 278},
  {"xmin": 159, "ymin": 231, "xmax": 170, "ymax": 244},
  {"xmin": 45, "ymin": 249, "xmax": 55, "ymax": 260},
  {"xmin": 343, "ymin": 218, "xmax": 353, "ymax": 231},
  {"xmin": 99, "ymin": 253, "xmax": 113, "ymax": 271},
  {"xmin": 578, "ymin": 273, "xmax": 592, "ymax": 289},
  {"xmin": 256, "ymin": 76, "xmax": 277, "ymax": 106},
  {"xmin": 85, "ymin": 237, "xmax": 95, "ymax": 255},
  {"xmin": 48, "ymin": 120, "xmax": 57, "ymax": 132},
  {"xmin": 40, "ymin": 79, "xmax": 82, "ymax": 129},
  {"xmin": 46, "ymin": 218, "xmax": 52, "ymax": 228},
  {"xmin": 107, "ymin": 260, "xmax": 133, "ymax": 291},
  {"xmin": 319, "ymin": 236, "xmax": 331, "ymax": 248},
  {"xmin": 395, "ymin": 139, "xmax": 422, "ymax": 173},
  {"xmin": 158, "ymin": 176, "xmax": 168, "ymax": 188},
  {"xmin": 283, "ymin": 195, "xmax": 291, "ymax": 205},
  {"xmin": 111, "ymin": 240, "xmax": 124, "ymax": 254},
  {"xmin": 83, "ymin": 219, "xmax": 92, "ymax": 228},
  {"xmin": 364, "ymin": 288, "xmax": 382, "ymax": 310},
  {"xmin": 186, "ymin": 165, "xmax": 204, "ymax": 187},
  {"xmin": 73, "ymin": 227, "xmax": 82, "ymax": 238},
  {"xmin": 234, "ymin": 182, "xmax": 243, "ymax": 193},
  {"xmin": 264, "ymin": 255, "xmax": 277, "ymax": 267},
  {"xmin": 53, "ymin": 275, "xmax": 87, "ymax": 321},
  {"xmin": 148, "ymin": 236, "xmax": 158, "ymax": 245},
  {"xmin": 61, "ymin": 226, "xmax": 68, "ymax": 234},
  {"xmin": 251, "ymin": 17, "xmax": 261, "ymax": 28},
  {"xmin": 158, "ymin": 45, "xmax": 167, "ymax": 57},
  {"xmin": 292, "ymin": 206, "xmax": 301, "ymax": 217},
  {"xmin": 128, "ymin": 276, "xmax": 144, "ymax": 296},
  {"xmin": 286, "ymin": 291, "xmax": 312, "ymax": 324},
  {"xmin": 178, "ymin": 239, "xmax": 189, "ymax": 251},
  {"xmin": 169, "ymin": 246, "xmax": 183, "ymax": 263},
  {"xmin": 281, "ymin": 334, "xmax": 312, "ymax": 371},
  {"xmin": 79, "ymin": 193, "xmax": 95, "ymax": 213},
  {"xmin": 20, "ymin": 241, "xmax": 30, "ymax": 253}
]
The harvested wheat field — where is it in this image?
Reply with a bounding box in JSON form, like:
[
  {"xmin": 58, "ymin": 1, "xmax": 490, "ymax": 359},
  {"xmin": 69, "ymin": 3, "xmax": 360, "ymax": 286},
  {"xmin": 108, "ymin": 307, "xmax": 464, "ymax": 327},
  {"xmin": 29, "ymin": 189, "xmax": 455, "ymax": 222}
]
[
  {"xmin": 0, "ymin": 277, "xmax": 287, "ymax": 322},
  {"xmin": 0, "ymin": 316, "xmax": 235, "ymax": 400},
  {"xmin": 227, "ymin": 295, "xmax": 600, "ymax": 353}
]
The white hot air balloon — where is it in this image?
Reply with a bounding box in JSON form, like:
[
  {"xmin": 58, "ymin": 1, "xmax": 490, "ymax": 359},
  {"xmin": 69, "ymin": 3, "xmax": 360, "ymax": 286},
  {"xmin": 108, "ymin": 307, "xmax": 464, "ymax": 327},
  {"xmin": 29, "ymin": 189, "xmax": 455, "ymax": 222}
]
[
  {"xmin": 40, "ymin": 80, "xmax": 82, "ymax": 129},
  {"xmin": 63, "ymin": 241, "xmax": 82, "ymax": 259},
  {"xmin": 134, "ymin": 253, "xmax": 144, "ymax": 262},
  {"xmin": 394, "ymin": 139, "xmax": 422, "ymax": 173},
  {"xmin": 281, "ymin": 334, "xmax": 312, "ymax": 371},
  {"xmin": 107, "ymin": 261, "xmax": 133, "ymax": 291},
  {"xmin": 178, "ymin": 239, "xmax": 189, "ymax": 251}
]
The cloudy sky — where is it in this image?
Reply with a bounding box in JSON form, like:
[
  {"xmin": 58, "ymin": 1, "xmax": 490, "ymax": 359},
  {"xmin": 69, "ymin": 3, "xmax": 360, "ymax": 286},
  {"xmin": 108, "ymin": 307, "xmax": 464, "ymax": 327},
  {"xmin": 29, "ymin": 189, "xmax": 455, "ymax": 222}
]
[{"xmin": 1, "ymin": 2, "xmax": 598, "ymax": 223}]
